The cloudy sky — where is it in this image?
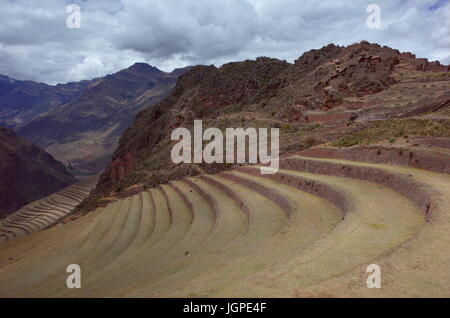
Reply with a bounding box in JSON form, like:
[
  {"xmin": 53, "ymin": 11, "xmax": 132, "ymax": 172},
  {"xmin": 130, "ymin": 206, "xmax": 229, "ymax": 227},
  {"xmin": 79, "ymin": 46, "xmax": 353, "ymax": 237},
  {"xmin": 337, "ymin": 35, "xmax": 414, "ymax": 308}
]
[{"xmin": 0, "ymin": 0, "xmax": 449, "ymax": 84}]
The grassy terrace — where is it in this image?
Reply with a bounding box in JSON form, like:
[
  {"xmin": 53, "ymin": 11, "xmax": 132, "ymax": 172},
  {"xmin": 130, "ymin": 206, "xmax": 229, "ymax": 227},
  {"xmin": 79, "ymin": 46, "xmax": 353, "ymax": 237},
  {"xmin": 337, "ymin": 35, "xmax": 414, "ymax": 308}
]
[{"xmin": 332, "ymin": 118, "xmax": 450, "ymax": 147}]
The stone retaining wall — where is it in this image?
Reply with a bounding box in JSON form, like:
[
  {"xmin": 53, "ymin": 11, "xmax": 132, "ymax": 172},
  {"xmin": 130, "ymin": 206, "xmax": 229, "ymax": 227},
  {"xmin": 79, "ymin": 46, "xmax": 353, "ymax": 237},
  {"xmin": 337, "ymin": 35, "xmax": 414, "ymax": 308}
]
[{"xmin": 299, "ymin": 146, "xmax": 450, "ymax": 174}]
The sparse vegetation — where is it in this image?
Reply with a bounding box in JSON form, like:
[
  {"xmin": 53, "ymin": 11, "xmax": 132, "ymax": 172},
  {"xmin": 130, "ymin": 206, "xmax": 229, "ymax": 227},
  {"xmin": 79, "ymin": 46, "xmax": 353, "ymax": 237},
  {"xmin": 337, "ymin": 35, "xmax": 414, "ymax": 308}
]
[
  {"xmin": 333, "ymin": 119, "xmax": 450, "ymax": 147},
  {"xmin": 332, "ymin": 135, "xmax": 362, "ymax": 147}
]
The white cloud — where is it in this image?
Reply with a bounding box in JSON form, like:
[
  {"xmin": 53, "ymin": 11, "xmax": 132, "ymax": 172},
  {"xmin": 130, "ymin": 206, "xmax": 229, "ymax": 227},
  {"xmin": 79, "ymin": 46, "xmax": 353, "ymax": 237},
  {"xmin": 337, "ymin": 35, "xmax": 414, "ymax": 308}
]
[{"xmin": 0, "ymin": 0, "xmax": 448, "ymax": 84}]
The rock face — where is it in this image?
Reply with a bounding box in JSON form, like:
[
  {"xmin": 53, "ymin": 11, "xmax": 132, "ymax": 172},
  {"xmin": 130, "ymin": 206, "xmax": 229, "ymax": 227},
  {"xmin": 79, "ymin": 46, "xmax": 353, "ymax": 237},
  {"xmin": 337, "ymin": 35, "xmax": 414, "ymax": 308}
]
[
  {"xmin": 301, "ymin": 42, "xmax": 401, "ymax": 108},
  {"xmin": 0, "ymin": 127, "xmax": 77, "ymax": 218},
  {"xmin": 15, "ymin": 64, "xmax": 189, "ymax": 171},
  {"xmin": 110, "ymin": 151, "xmax": 135, "ymax": 182}
]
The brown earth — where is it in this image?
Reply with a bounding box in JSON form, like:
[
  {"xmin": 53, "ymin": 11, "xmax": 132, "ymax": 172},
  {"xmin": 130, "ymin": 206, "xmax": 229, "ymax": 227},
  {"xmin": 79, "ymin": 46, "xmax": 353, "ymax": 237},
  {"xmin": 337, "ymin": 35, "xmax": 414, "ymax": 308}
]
[{"xmin": 0, "ymin": 127, "xmax": 77, "ymax": 218}]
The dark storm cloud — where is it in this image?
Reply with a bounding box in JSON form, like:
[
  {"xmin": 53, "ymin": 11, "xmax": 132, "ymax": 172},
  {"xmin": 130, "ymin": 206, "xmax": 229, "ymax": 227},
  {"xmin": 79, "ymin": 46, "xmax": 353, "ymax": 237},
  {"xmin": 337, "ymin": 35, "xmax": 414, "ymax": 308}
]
[
  {"xmin": 114, "ymin": 0, "xmax": 260, "ymax": 62},
  {"xmin": 0, "ymin": 0, "xmax": 448, "ymax": 84}
]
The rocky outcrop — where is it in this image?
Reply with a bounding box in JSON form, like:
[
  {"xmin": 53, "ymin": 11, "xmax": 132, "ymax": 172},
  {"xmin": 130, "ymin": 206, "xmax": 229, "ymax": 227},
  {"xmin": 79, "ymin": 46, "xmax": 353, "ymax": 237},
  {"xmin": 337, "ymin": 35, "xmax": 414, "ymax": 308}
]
[
  {"xmin": 414, "ymin": 58, "xmax": 449, "ymax": 72},
  {"xmin": 298, "ymin": 42, "xmax": 402, "ymax": 109},
  {"xmin": 110, "ymin": 151, "xmax": 135, "ymax": 182}
]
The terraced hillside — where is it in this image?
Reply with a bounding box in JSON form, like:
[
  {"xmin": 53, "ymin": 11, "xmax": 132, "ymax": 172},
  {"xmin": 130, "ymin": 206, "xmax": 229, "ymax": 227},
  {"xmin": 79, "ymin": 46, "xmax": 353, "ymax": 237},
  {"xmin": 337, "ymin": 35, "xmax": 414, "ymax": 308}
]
[
  {"xmin": 0, "ymin": 145, "xmax": 448, "ymax": 297},
  {"xmin": 0, "ymin": 176, "xmax": 98, "ymax": 243},
  {"xmin": 92, "ymin": 41, "xmax": 450, "ymax": 203}
]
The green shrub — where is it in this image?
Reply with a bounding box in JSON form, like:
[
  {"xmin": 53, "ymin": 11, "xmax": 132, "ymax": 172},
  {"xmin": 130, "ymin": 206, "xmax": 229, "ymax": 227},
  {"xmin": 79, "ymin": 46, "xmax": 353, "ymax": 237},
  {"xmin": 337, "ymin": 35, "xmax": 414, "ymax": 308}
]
[{"xmin": 332, "ymin": 135, "xmax": 362, "ymax": 147}]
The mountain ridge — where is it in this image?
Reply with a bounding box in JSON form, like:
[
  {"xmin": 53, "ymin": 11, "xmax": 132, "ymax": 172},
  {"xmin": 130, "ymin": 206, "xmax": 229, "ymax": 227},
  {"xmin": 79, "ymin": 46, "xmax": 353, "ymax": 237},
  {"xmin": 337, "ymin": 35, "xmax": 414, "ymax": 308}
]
[
  {"xmin": 0, "ymin": 76, "xmax": 97, "ymax": 129},
  {"xmin": 13, "ymin": 64, "xmax": 190, "ymax": 172},
  {"xmin": 0, "ymin": 126, "xmax": 77, "ymax": 218}
]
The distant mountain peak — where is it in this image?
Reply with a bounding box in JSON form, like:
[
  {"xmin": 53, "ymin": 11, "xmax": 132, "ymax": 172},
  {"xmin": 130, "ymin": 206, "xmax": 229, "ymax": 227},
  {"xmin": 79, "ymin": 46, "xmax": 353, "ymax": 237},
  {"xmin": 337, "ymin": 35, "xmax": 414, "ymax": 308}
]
[
  {"xmin": 15, "ymin": 62, "xmax": 188, "ymax": 172},
  {"xmin": 127, "ymin": 62, "xmax": 163, "ymax": 74},
  {"xmin": 0, "ymin": 74, "xmax": 15, "ymax": 84}
]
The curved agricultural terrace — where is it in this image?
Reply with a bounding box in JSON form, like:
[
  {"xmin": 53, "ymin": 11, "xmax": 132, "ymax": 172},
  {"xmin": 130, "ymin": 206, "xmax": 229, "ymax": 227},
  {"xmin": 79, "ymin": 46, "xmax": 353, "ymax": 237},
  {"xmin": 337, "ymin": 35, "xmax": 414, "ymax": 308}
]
[
  {"xmin": 0, "ymin": 146, "xmax": 449, "ymax": 297},
  {"xmin": 0, "ymin": 176, "xmax": 98, "ymax": 243}
]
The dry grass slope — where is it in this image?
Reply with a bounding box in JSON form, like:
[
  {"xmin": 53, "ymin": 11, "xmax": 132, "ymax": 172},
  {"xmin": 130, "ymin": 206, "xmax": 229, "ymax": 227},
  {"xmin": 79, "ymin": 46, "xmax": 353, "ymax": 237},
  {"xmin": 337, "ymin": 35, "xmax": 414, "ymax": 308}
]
[{"xmin": 0, "ymin": 146, "xmax": 448, "ymax": 297}]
